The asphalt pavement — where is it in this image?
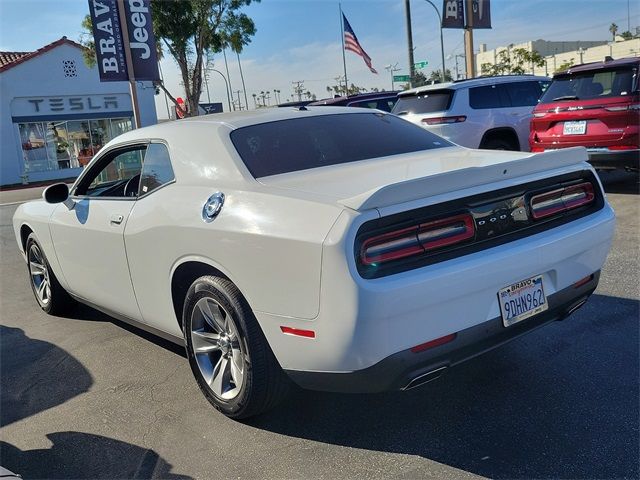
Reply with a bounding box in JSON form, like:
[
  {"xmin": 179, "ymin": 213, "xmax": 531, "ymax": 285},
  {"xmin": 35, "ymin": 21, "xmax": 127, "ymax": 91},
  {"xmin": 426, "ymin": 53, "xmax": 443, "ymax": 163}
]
[{"xmin": 0, "ymin": 171, "xmax": 638, "ymax": 479}]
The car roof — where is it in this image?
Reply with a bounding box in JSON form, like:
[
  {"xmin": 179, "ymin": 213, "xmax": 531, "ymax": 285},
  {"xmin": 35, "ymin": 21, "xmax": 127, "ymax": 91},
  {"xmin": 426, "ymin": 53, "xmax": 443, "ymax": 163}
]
[
  {"xmin": 309, "ymin": 91, "xmax": 400, "ymax": 106},
  {"xmin": 558, "ymin": 56, "xmax": 640, "ymax": 75},
  {"xmin": 96, "ymin": 107, "xmax": 386, "ymax": 185},
  {"xmin": 399, "ymin": 75, "xmax": 550, "ymax": 96}
]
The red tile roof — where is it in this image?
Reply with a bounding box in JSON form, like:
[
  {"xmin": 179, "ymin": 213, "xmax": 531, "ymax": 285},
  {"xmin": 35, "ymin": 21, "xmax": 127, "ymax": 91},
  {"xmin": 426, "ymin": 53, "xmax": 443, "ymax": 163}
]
[{"xmin": 0, "ymin": 36, "xmax": 85, "ymax": 73}]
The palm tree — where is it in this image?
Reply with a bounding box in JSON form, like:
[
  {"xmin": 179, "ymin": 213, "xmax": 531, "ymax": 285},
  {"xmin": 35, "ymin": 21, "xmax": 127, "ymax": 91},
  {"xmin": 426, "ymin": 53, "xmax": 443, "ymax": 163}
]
[
  {"xmin": 609, "ymin": 23, "xmax": 619, "ymax": 42},
  {"xmin": 252, "ymin": 93, "xmax": 257, "ymax": 109}
]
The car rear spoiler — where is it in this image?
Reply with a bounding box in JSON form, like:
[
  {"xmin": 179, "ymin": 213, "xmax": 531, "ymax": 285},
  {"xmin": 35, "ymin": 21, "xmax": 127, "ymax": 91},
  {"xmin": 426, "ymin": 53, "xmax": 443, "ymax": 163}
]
[{"xmin": 338, "ymin": 147, "xmax": 590, "ymax": 211}]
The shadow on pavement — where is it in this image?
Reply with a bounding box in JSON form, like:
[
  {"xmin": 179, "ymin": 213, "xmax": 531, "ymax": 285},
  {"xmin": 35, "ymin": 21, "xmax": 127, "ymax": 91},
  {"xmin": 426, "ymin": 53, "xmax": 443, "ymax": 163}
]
[
  {"xmin": 63, "ymin": 303, "xmax": 186, "ymax": 358},
  {"xmin": 597, "ymin": 170, "xmax": 639, "ymax": 194},
  {"xmin": 249, "ymin": 294, "xmax": 639, "ymax": 479},
  {"xmin": 0, "ymin": 326, "xmax": 93, "ymax": 426},
  {"xmin": 0, "ymin": 432, "xmax": 191, "ymax": 479}
]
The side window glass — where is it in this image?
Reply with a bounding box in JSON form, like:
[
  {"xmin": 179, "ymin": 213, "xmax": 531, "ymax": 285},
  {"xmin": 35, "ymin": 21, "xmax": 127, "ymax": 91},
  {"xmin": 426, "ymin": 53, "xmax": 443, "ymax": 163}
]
[
  {"xmin": 469, "ymin": 85, "xmax": 502, "ymax": 109},
  {"xmin": 505, "ymin": 81, "xmax": 542, "ymax": 107},
  {"xmin": 78, "ymin": 146, "xmax": 146, "ymax": 197},
  {"xmin": 139, "ymin": 143, "xmax": 175, "ymax": 196}
]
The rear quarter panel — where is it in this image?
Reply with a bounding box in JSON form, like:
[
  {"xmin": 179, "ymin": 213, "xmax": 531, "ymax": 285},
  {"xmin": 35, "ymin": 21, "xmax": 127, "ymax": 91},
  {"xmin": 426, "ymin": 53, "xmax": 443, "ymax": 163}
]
[{"xmin": 124, "ymin": 183, "xmax": 344, "ymax": 335}]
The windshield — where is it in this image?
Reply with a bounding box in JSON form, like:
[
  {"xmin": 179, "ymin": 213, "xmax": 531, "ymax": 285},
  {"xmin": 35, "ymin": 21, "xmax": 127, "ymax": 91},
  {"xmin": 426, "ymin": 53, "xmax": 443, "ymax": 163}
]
[
  {"xmin": 392, "ymin": 90, "xmax": 453, "ymax": 115},
  {"xmin": 230, "ymin": 113, "xmax": 453, "ymax": 178},
  {"xmin": 541, "ymin": 68, "xmax": 636, "ymax": 103}
]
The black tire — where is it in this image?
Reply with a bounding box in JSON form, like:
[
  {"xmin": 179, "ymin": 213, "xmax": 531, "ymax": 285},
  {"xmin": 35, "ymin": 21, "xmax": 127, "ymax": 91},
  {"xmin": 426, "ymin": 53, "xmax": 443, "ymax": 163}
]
[
  {"xmin": 183, "ymin": 275, "xmax": 290, "ymax": 419},
  {"xmin": 482, "ymin": 137, "xmax": 518, "ymax": 151},
  {"xmin": 25, "ymin": 234, "xmax": 76, "ymax": 315}
]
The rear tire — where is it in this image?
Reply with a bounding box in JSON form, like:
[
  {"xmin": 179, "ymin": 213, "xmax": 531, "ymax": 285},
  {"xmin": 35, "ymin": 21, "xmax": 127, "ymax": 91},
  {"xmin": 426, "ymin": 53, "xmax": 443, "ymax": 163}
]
[
  {"xmin": 183, "ymin": 275, "xmax": 290, "ymax": 419},
  {"xmin": 482, "ymin": 137, "xmax": 518, "ymax": 151},
  {"xmin": 25, "ymin": 234, "xmax": 76, "ymax": 315}
]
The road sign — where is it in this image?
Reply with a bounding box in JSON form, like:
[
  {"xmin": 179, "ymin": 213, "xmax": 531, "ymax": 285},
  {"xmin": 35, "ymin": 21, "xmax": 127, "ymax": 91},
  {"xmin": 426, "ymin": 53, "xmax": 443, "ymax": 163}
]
[
  {"xmin": 393, "ymin": 75, "xmax": 411, "ymax": 82},
  {"xmin": 414, "ymin": 61, "xmax": 428, "ymax": 69}
]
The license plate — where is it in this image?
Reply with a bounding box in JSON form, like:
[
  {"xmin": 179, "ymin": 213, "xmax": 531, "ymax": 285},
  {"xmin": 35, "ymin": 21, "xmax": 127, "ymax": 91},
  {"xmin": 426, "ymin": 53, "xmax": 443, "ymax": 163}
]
[
  {"xmin": 498, "ymin": 275, "xmax": 548, "ymax": 327},
  {"xmin": 563, "ymin": 120, "xmax": 587, "ymax": 135}
]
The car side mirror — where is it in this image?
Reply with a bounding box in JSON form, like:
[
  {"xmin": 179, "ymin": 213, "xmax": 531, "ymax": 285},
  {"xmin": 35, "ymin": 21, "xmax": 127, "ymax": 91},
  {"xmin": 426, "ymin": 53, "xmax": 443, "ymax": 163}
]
[{"xmin": 43, "ymin": 183, "xmax": 74, "ymax": 209}]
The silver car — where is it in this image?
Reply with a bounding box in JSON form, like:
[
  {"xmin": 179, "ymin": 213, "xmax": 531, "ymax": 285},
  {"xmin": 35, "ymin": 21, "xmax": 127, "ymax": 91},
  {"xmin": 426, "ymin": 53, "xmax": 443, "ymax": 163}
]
[{"xmin": 393, "ymin": 75, "xmax": 550, "ymax": 151}]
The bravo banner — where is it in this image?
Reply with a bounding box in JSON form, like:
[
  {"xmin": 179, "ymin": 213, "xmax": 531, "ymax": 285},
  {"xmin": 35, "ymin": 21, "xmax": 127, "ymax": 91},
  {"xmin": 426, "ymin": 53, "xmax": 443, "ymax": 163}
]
[
  {"xmin": 88, "ymin": 0, "xmax": 128, "ymax": 81},
  {"xmin": 441, "ymin": 0, "xmax": 491, "ymax": 29},
  {"xmin": 469, "ymin": 0, "xmax": 491, "ymax": 29},
  {"xmin": 122, "ymin": 0, "xmax": 160, "ymax": 80},
  {"xmin": 88, "ymin": 0, "xmax": 160, "ymax": 82},
  {"xmin": 441, "ymin": 0, "xmax": 464, "ymax": 28}
]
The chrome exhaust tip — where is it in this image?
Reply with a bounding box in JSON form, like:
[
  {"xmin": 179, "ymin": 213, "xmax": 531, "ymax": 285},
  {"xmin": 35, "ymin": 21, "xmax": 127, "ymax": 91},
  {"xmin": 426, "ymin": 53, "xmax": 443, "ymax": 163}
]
[{"xmin": 402, "ymin": 366, "xmax": 447, "ymax": 391}]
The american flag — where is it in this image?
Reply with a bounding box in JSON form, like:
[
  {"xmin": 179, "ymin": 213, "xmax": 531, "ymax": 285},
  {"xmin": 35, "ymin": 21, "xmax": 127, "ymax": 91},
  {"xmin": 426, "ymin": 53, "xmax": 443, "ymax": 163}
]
[{"xmin": 343, "ymin": 14, "xmax": 378, "ymax": 74}]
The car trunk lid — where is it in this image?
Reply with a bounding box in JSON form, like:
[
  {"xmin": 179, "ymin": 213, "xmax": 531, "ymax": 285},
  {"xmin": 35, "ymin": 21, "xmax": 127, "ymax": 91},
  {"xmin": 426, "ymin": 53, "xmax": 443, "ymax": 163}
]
[{"xmin": 258, "ymin": 146, "xmax": 589, "ymax": 211}]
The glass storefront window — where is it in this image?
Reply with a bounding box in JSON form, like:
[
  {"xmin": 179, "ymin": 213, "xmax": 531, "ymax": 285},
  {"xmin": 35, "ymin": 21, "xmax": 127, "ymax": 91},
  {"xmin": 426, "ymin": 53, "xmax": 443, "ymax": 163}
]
[
  {"xmin": 16, "ymin": 117, "xmax": 133, "ymax": 174},
  {"xmin": 19, "ymin": 123, "xmax": 53, "ymax": 173}
]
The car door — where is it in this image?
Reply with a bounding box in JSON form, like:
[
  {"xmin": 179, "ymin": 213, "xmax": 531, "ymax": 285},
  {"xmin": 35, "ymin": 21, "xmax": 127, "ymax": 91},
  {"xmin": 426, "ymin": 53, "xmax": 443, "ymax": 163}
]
[{"xmin": 48, "ymin": 143, "xmax": 147, "ymax": 321}]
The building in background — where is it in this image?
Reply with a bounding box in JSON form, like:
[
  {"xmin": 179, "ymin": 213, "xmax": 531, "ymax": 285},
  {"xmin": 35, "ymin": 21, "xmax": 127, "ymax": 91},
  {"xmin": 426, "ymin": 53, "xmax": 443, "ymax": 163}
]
[
  {"xmin": 475, "ymin": 38, "xmax": 640, "ymax": 77},
  {"xmin": 0, "ymin": 37, "xmax": 157, "ymax": 187}
]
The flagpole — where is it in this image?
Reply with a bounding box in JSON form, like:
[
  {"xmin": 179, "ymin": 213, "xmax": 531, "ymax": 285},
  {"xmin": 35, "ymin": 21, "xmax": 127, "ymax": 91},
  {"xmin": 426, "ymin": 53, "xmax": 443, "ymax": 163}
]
[{"xmin": 339, "ymin": 3, "xmax": 349, "ymax": 96}]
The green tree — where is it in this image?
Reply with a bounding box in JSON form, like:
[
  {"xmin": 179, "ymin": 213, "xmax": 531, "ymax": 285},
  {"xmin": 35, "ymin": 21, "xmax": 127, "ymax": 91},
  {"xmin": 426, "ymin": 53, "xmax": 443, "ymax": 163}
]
[
  {"xmin": 556, "ymin": 58, "xmax": 575, "ymax": 73},
  {"xmin": 325, "ymin": 83, "xmax": 367, "ymax": 96},
  {"xmin": 481, "ymin": 48, "xmax": 545, "ymax": 75},
  {"xmin": 427, "ymin": 69, "xmax": 452, "ymax": 83},
  {"xmin": 609, "ymin": 22, "xmax": 618, "ymax": 41},
  {"xmin": 81, "ymin": 0, "xmax": 259, "ymax": 117},
  {"xmin": 620, "ymin": 30, "xmax": 634, "ymax": 40}
]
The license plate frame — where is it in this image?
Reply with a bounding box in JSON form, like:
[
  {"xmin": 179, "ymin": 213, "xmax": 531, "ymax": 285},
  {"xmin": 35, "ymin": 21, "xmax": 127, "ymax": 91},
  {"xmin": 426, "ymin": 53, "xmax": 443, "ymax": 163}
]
[
  {"xmin": 563, "ymin": 120, "xmax": 587, "ymax": 135},
  {"xmin": 498, "ymin": 275, "xmax": 548, "ymax": 327}
]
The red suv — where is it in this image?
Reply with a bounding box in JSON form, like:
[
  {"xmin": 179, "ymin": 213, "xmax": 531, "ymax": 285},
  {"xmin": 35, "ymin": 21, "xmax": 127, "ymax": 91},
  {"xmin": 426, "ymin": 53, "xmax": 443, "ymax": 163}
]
[{"xmin": 530, "ymin": 57, "xmax": 639, "ymax": 171}]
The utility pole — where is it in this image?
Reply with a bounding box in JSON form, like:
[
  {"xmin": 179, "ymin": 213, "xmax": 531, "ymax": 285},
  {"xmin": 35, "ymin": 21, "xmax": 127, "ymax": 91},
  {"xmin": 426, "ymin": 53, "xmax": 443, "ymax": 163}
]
[
  {"xmin": 404, "ymin": 0, "xmax": 416, "ymax": 87},
  {"xmin": 292, "ymin": 80, "xmax": 305, "ymax": 101},
  {"xmin": 464, "ymin": 0, "xmax": 475, "ymax": 78},
  {"xmin": 385, "ymin": 63, "xmax": 400, "ymax": 90}
]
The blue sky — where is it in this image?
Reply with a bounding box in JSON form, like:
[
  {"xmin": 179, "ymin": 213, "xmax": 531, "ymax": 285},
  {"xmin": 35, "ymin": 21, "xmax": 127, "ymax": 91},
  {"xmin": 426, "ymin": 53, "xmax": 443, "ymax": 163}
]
[{"xmin": 1, "ymin": 0, "xmax": 638, "ymax": 117}]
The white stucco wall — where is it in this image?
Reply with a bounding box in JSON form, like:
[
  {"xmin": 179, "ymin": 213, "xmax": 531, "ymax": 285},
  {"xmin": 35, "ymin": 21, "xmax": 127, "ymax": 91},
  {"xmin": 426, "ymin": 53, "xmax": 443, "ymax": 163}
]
[{"xmin": 0, "ymin": 41, "xmax": 157, "ymax": 186}]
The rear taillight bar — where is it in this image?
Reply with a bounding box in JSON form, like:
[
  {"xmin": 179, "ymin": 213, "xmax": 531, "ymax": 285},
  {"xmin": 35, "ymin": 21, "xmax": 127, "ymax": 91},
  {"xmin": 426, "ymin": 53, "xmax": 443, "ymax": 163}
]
[
  {"xmin": 360, "ymin": 213, "xmax": 475, "ymax": 266},
  {"xmin": 421, "ymin": 115, "xmax": 466, "ymax": 126},
  {"xmin": 530, "ymin": 182, "xmax": 595, "ymax": 220}
]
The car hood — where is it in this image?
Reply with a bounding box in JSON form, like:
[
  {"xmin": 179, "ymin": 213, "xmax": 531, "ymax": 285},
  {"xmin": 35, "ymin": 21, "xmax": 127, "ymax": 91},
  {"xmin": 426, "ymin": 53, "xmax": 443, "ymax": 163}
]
[{"xmin": 258, "ymin": 146, "xmax": 590, "ymax": 211}]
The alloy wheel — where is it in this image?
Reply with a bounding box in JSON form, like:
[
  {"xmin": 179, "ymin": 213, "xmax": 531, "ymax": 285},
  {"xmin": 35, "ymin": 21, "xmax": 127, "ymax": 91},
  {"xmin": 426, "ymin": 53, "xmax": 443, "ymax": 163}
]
[
  {"xmin": 28, "ymin": 244, "xmax": 51, "ymax": 306},
  {"xmin": 190, "ymin": 297, "xmax": 247, "ymax": 400}
]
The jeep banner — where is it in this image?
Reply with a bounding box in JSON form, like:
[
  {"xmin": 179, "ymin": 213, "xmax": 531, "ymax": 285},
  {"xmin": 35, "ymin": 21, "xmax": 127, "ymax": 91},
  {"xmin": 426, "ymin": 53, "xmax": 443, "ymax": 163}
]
[
  {"xmin": 441, "ymin": 0, "xmax": 464, "ymax": 28},
  {"xmin": 88, "ymin": 0, "xmax": 128, "ymax": 81},
  {"xmin": 469, "ymin": 0, "xmax": 491, "ymax": 29},
  {"xmin": 122, "ymin": 0, "xmax": 160, "ymax": 80},
  {"xmin": 88, "ymin": 0, "xmax": 160, "ymax": 82}
]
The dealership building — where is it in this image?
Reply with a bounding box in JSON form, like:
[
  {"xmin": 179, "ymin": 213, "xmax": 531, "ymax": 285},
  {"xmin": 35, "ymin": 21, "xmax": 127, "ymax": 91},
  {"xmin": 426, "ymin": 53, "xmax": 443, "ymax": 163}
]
[{"xmin": 0, "ymin": 37, "xmax": 157, "ymax": 187}]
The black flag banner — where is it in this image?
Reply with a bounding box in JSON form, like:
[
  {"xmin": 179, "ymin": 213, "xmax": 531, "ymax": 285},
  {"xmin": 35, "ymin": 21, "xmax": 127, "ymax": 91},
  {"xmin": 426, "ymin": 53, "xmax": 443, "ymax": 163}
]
[
  {"xmin": 88, "ymin": 0, "xmax": 160, "ymax": 82},
  {"xmin": 441, "ymin": 0, "xmax": 464, "ymax": 28}
]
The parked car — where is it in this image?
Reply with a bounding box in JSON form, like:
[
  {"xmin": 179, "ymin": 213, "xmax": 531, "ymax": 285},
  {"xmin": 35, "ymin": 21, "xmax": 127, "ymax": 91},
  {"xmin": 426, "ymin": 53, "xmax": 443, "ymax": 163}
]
[
  {"xmin": 530, "ymin": 57, "xmax": 639, "ymax": 171},
  {"xmin": 276, "ymin": 99, "xmax": 315, "ymax": 108},
  {"xmin": 309, "ymin": 91, "xmax": 400, "ymax": 112},
  {"xmin": 393, "ymin": 75, "xmax": 550, "ymax": 150},
  {"xmin": 13, "ymin": 108, "xmax": 614, "ymax": 419}
]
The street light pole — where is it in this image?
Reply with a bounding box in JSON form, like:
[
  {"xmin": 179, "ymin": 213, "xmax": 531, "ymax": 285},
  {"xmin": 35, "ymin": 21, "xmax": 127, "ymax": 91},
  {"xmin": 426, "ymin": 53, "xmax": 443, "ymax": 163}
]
[
  {"xmin": 422, "ymin": 0, "xmax": 446, "ymax": 81},
  {"xmin": 209, "ymin": 68, "xmax": 232, "ymax": 112}
]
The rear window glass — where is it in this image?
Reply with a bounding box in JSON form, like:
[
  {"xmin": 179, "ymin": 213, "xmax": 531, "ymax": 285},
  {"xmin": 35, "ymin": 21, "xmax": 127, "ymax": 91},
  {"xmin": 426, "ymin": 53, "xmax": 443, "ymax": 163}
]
[
  {"xmin": 230, "ymin": 113, "xmax": 453, "ymax": 178},
  {"xmin": 392, "ymin": 91, "xmax": 453, "ymax": 114},
  {"xmin": 541, "ymin": 68, "xmax": 636, "ymax": 103}
]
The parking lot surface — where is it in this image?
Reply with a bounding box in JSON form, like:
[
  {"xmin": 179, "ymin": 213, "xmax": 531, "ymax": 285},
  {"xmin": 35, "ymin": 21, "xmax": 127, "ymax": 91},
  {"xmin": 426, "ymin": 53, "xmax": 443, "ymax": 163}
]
[{"xmin": 0, "ymin": 171, "xmax": 638, "ymax": 479}]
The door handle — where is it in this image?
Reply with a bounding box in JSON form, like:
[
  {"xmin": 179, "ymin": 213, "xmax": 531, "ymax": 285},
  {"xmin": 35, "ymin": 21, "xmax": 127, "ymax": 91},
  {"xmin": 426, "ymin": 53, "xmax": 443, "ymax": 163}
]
[{"xmin": 110, "ymin": 214, "xmax": 124, "ymax": 225}]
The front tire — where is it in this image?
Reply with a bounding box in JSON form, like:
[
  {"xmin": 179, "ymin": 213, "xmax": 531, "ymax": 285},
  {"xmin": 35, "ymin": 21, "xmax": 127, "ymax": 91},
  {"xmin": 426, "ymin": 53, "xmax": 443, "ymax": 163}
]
[
  {"xmin": 25, "ymin": 234, "xmax": 76, "ymax": 315},
  {"xmin": 183, "ymin": 276, "xmax": 290, "ymax": 419}
]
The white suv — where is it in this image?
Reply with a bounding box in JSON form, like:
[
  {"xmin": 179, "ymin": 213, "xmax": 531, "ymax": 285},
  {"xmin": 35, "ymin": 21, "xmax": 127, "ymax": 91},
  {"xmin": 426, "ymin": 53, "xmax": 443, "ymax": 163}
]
[{"xmin": 393, "ymin": 75, "xmax": 550, "ymax": 151}]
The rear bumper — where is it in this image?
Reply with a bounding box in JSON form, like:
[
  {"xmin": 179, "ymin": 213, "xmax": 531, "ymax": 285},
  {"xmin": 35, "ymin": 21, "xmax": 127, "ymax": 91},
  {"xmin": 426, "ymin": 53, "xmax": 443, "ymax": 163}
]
[
  {"xmin": 587, "ymin": 149, "xmax": 640, "ymax": 170},
  {"xmin": 285, "ymin": 272, "xmax": 599, "ymax": 393}
]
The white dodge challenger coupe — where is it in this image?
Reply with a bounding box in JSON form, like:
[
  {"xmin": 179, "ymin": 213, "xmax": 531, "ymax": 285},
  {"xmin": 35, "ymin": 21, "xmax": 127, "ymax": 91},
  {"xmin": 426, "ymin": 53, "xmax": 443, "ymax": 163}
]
[{"xmin": 13, "ymin": 108, "xmax": 615, "ymax": 418}]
